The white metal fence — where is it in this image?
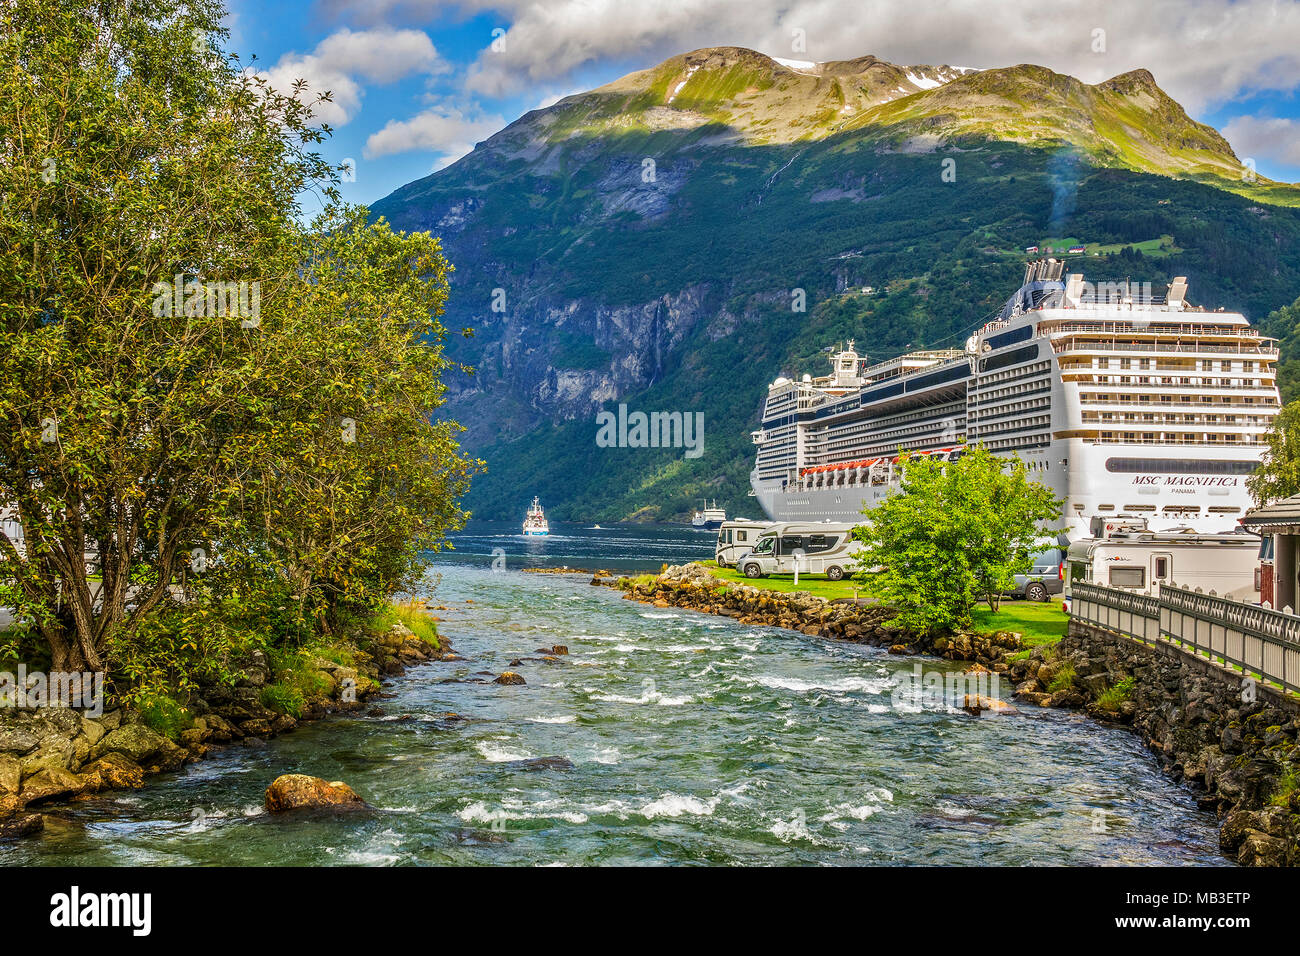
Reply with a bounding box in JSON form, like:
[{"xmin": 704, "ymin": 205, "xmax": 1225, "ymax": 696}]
[{"xmin": 1072, "ymin": 582, "xmax": 1300, "ymax": 695}]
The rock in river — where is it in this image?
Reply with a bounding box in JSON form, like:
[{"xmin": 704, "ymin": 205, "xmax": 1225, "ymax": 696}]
[
  {"xmin": 494, "ymin": 671, "xmax": 526, "ymax": 686},
  {"xmin": 264, "ymin": 774, "xmax": 368, "ymax": 813},
  {"xmin": 0, "ymin": 812, "xmax": 44, "ymax": 840},
  {"xmin": 961, "ymin": 695, "xmax": 1018, "ymax": 717}
]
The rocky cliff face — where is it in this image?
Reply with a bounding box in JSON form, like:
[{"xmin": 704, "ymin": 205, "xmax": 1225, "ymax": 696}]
[{"xmin": 371, "ymin": 47, "xmax": 1300, "ymax": 521}]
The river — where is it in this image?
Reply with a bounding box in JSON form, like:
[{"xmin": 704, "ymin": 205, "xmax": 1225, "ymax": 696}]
[{"xmin": 3, "ymin": 523, "xmax": 1228, "ymax": 865}]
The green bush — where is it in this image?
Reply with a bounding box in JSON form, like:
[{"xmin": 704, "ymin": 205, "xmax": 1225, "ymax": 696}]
[
  {"xmin": 1096, "ymin": 676, "xmax": 1135, "ymax": 712},
  {"xmin": 136, "ymin": 692, "xmax": 194, "ymax": 739},
  {"xmin": 1048, "ymin": 663, "xmax": 1076, "ymax": 693},
  {"xmin": 260, "ymin": 682, "xmax": 305, "ymax": 719}
]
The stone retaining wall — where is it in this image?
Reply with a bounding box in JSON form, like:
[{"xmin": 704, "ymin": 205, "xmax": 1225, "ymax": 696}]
[{"xmin": 1011, "ymin": 620, "xmax": 1300, "ymax": 866}]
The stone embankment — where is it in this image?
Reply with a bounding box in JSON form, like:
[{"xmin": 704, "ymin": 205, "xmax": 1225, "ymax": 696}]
[
  {"xmin": 1011, "ymin": 621, "xmax": 1300, "ymax": 867},
  {"xmin": 0, "ymin": 620, "xmax": 442, "ymax": 839},
  {"xmin": 615, "ymin": 563, "xmax": 1024, "ymax": 669}
]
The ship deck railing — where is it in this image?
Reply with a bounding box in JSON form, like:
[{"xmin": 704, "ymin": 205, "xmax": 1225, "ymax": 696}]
[
  {"xmin": 1045, "ymin": 320, "xmax": 1262, "ymax": 337},
  {"xmin": 1053, "ymin": 340, "xmax": 1278, "ymax": 356}
]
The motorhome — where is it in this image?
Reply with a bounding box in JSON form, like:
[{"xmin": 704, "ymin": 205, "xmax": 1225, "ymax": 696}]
[
  {"xmin": 735, "ymin": 522, "xmax": 864, "ymax": 581},
  {"xmin": 1063, "ymin": 517, "xmax": 1260, "ymax": 602},
  {"xmin": 714, "ymin": 520, "xmax": 773, "ymax": 568}
]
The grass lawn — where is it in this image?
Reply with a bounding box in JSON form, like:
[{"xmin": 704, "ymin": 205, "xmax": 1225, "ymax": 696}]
[
  {"xmin": 703, "ymin": 562, "xmax": 1068, "ymax": 648},
  {"xmin": 1011, "ymin": 234, "xmax": 1180, "ymax": 258},
  {"xmin": 702, "ymin": 562, "xmax": 865, "ymax": 601},
  {"xmin": 972, "ymin": 598, "xmax": 1068, "ymax": 654}
]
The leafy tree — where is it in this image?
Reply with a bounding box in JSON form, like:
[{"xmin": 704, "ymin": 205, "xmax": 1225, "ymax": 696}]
[
  {"xmin": 212, "ymin": 206, "xmax": 478, "ymax": 632},
  {"xmin": 0, "ymin": 0, "xmax": 473, "ymax": 678},
  {"xmin": 1247, "ymin": 400, "xmax": 1300, "ymax": 506},
  {"xmin": 851, "ymin": 447, "xmax": 1061, "ymax": 635}
]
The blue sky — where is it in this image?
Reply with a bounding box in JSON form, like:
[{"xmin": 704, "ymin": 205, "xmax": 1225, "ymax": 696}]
[{"xmin": 225, "ymin": 0, "xmax": 1300, "ymax": 212}]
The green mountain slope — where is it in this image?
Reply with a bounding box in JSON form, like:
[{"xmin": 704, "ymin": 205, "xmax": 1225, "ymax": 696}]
[{"xmin": 370, "ymin": 48, "xmax": 1300, "ymax": 522}]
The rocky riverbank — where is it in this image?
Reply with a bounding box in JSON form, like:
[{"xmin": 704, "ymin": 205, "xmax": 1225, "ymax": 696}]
[
  {"xmin": 1010, "ymin": 621, "xmax": 1300, "ymax": 866},
  {"xmin": 618, "ymin": 563, "xmax": 1300, "ymax": 866},
  {"xmin": 0, "ymin": 618, "xmax": 446, "ymax": 840},
  {"xmin": 614, "ymin": 563, "xmax": 1025, "ymax": 670}
]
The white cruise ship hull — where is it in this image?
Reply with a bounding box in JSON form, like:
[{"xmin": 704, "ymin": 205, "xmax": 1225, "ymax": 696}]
[
  {"xmin": 749, "ymin": 260, "xmax": 1280, "ymax": 539},
  {"xmin": 752, "ymin": 437, "xmax": 1262, "ymax": 535}
]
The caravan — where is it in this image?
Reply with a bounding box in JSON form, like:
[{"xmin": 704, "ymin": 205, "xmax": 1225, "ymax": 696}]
[
  {"xmin": 1064, "ymin": 518, "xmax": 1260, "ymax": 603},
  {"xmin": 735, "ymin": 522, "xmax": 864, "ymax": 581},
  {"xmin": 714, "ymin": 520, "xmax": 773, "ymax": 568}
]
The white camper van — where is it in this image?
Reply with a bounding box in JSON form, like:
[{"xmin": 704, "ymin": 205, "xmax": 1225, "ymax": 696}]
[
  {"xmin": 714, "ymin": 520, "xmax": 773, "ymax": 568},
  {"xmin": 1063, "ymin": 518, "xmax": 1260, "ymax": 603},
  {"xmin": 735, "ymin": 522, "xmax": 864, "ymax": 581}
]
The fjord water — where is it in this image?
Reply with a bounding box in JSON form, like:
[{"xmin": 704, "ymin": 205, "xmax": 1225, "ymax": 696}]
[{"xmin": 5, "ymin": 524, "xmax": 1226, "ymax": 865}]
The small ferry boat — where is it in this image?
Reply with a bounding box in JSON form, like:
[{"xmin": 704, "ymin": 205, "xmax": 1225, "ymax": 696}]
[
  {"xmin": 522, "ymin": 497, "xmax": 550, "ymax": 536},
  {"xmin": 691, "ymin": 500, "xmax": 727, "ymax": 531}
]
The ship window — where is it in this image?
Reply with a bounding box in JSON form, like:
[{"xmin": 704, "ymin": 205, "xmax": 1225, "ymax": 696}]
[
  {"xmin": 1110, "ymin": 567, "xmax": 1146, "ymax": 588},
  {"xmin": 979, "ymin": 343, "xmax": 1039, "ymax": 374},
  {"xmin": 1097, "ymin": 504, "xmax": 1115, "ymax": 511},
  {"xmin": 1154, "ymin": 557, "xmax": 1169, "ymax": 578},
  {"xmin": 1124, "ymin": 504, "xmax": 1157, "ymax": 512},
  {"xmin": 1105, "ymin": 458, "xmax": 1256, "ymax": 475},
  {"xmin": 984, "ymin": 325, "xmax": 1033, "ymax": 351}
]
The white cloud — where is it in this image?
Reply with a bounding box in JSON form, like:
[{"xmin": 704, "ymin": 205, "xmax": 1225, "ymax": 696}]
[
  {"xmin": 324, "ymin": 0, "xmax": 1300, "ymax": 111},
  {"xmin": 364, "ymin": 108, "xmax": 507, "ymax": 165},
  {"xmin": 1222, "ymin": 116, "xmax": 1300, "ymax": 170},
  {"xmin": 315, "ymin": 27, "xmax": 446, "ymax": 84},
  {"xmin": 260, "ymin": 27, "xmax": 444, "ymax": 127}
]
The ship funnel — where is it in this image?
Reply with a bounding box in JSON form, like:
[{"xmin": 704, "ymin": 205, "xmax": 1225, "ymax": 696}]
[
  {"xmin": 1166, "ymin": 276, "xmax": 1188, "ymax": 310},
  {"xmin": 1064, "ymin": 273, "xmax": 1085, "ymax": 308}
]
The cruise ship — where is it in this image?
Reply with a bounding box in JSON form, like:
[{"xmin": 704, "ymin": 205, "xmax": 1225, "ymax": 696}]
[{"xmin": 750, "ymin": 259, "xmax": 1282, "ymax": 536}]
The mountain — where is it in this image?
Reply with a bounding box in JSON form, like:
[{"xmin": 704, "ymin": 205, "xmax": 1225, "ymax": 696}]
[{"xmin": 370, "ymin": 47, "xmax": 1300, "ymax": 523}]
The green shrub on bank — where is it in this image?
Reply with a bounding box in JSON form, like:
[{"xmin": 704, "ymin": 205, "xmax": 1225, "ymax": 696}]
[
  {"xmin": 1096, "ymin": 676, "xmax": 1135, "ymax": 712},
  {"xmin": 260, "ymin": 682, "xmax": 305, "ymax": 719},
  {"xmin": 1271, "ymin": 767, "xmax": 1300, "ymax": 807},
  {"xmin": 389, "ymin": 602, "xmax": 440, "ymax": 649},
  {"xmin": 136, "ymin": 692, "xmax": 195, "ymax": 740},
  {"xmin": 1048, "ymin": 663, "xmax": 1076, "ymax": 693},
  {"xmin": 108, "ymin": 606, "xmax": 266, "ymax": 709}
]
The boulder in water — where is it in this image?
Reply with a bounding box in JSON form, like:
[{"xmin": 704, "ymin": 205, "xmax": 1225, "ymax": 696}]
[
  {"xmin": 0, "ymin": 812, "xmax": 43, "ymax": 840},
  {"xmin": 961, "ymin": 695, "xmax": 1018, "ymax": 716},
  {"xmin": 494, "ymin": 671, "xmax": 526, "ymax": 686},
  {"xmin": 264, "ymin": 774, "xmax": 368, "ymax": 813}
]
